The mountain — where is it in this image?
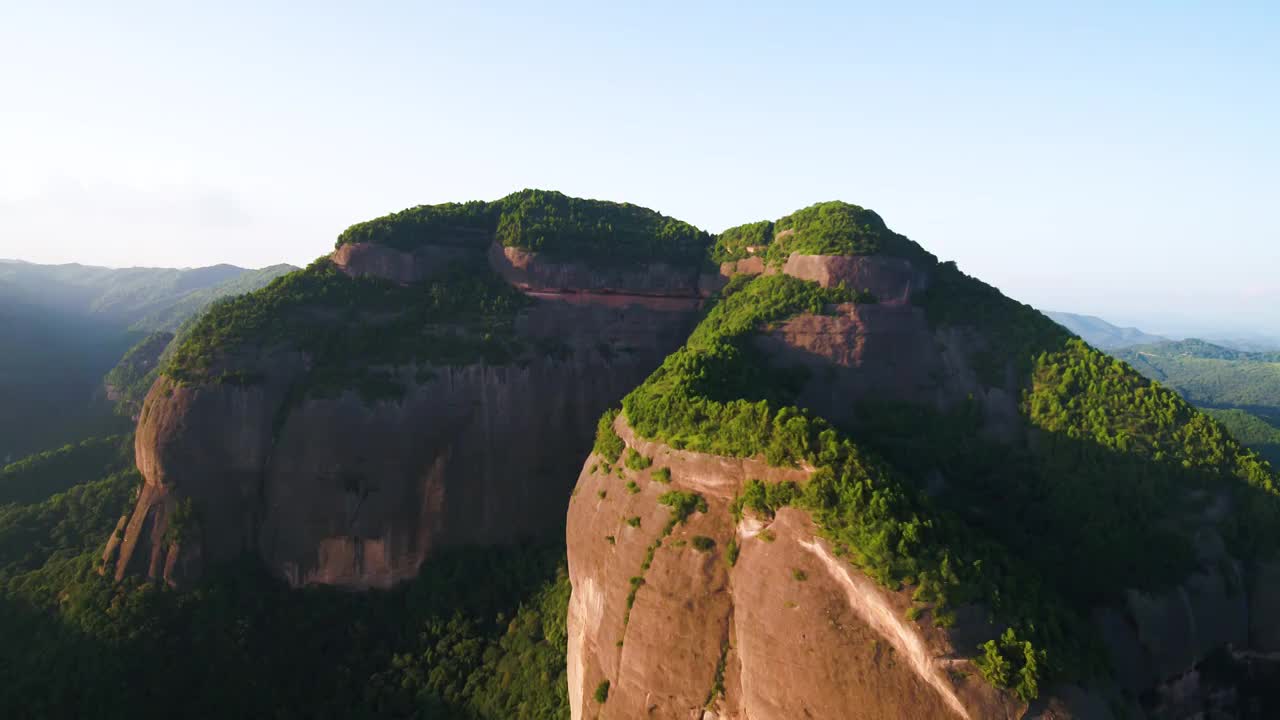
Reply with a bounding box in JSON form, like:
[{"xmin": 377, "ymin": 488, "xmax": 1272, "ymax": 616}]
[
  {"xmin": 1204, "ymin": 409, "xmax": 1280, "ymax": 466},
  {"xmin": 4, "ymin": 191, "xmax": 1280, "ymax": 718},
  {"xmin": 128, "ymin": 264, "xmax": 298, "ymax": 331},
  {"xmin": 1108, "ymin": 339, "xmax": 1280, "ymax": 468},
  {"xmin": 1113, "ymin": 339, "xmax": 1280, "ymax": 421},
  {"xmin": 0, "ymin": 261, "xmax": 246, "ymax": 327},
  {"xmin": 0, "ymin": 260, "xmax": 297, "ymax": 462},
  {"xmin": 1045, "ymin": 311, "xmax": 1169, "ymax": 349}
]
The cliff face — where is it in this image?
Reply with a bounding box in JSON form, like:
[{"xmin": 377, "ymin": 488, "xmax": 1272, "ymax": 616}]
[
  {"xmin": 564, "ymin": 244, "xmax": 1280, "ymax": 717},
  {"xmin": 104, "ymin": 240, "xmax": 712, "ymax": 589},
  {"xmin": 564, "ymin": 254, "xmax": 1037, "ymax": 719},
  {"xmin": 566, "ymin": 415, "xmax": 1027, "ymax": 720}
]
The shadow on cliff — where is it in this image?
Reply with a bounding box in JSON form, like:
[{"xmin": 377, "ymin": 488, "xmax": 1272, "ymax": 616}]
[
  {"xmin": 0, "ymin": 539, "xmax": 569, "ymax": 719},
  {"xmin": 833, "ymin": 395, "xmax": 1280, "ymax": 715}
]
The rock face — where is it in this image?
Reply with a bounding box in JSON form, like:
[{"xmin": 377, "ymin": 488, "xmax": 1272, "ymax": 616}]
[
  {"xmin": 562, "ymin": 254, "xmax": 1041, "ymax": 718},
  {"xmin": 563, "ymin": 250, "xmax": 1280, "ymax": 717},
  {"xmin": 332, "ymin": 241, "xmax": 477, "ymax": 285},
  {"xmin": 105, "ymin": 243, "xmax": 709, "ymax": 589},
  {"xmin": 565, "ymin": 416, "xmax": 1023, "ymax": 720},
  {"xmin": 750, "ymin": 254, "xmax": 1020, "ymax": 440}
]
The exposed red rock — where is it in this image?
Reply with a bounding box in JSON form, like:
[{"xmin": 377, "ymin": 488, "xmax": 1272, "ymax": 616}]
[
  {"xmin": 105, "ymin": 244, "xmax": 707, "ymax": 588},
  {"xmin": 565, "ymin": 415, "xmax": 1026, "ymax": 720}
]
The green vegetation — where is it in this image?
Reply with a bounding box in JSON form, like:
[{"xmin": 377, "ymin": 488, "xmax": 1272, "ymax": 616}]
[
  {"xmin": 0, "ymin": 435, "xmax": 132, "ymax": 507},
  {"xmin": 103, "ymin": 331, "xmax": 173, "ymax": 414},
  {"xmin": 704, "ymin": 640, "xmax": 729, "ymax": 707},
  {"xmin": 165, "ymin": 255, "xmax": 531, "ymax": 395},
  {"xmin": 593, "ymin": 680, "xmax": 610, "ymax": 704},
  {"xmin": 710, "ymin": 220, "xmax": 772, "ymax": 263},
  {"xmin": 725, "ymin": 538, "xmax": 739, "ymax": 567},
  {"xmin": 337, "ymin": 189, "xmax": 712, "ymax": 266},
  {"xmin": 622, "ymin": 266, "xmax": 1072, "ymax": 696},
  {"xmin": 495, "ymin": 190, "xmax": 711, "ymax": 265},
  {"xmin": 618, "ymin": 249, "xmax": 1280, "ymax": 701},
  {"xmin": 1205, "ymin": 409, "xmax": 1280, "ymax": 466},
  {"xmin": 0, "ymin": 463, "xmax": 139, "ymax": 585},
  {"xmin": 624, "ymin": 448, "xmax": 652, "ymax": 470},
  {"xmin": 651, "ymin": 467, "xmax": 671, "ymax": 483},
  {"xmin": 791, "ymin": 569, "xmax": 807, "ymax": 581},
  {"xmin": 592, "ymin": 409, "xmax": 625, "ymax": 462},
  {"xmin": 625, "ymin": 481, "xmax": 640, "ymax": 495},
  {"xmin": 0, "ymin": 441, "xmax": 572, "ymax": 718},
  {"xmin": 730, "ymin": 479, "xmax": 799, "ymax": 521},
  {"xmin": 692, "ymin": 536, "xmax": 716, "ymax": 552},
  {"xmin": 975, "ymin": 629, "xmax": 1046, "ymax": 703},
  {"xmin": 710, "ymin": 202, "xmax": 935, "ymax": 266},
  {"xmin": 131, "ymin": 264, "xmax": 298, "ymax": 332},
  {"xmin": 336, "ymin": 200, "xmax": 495, "ymax": 250},
  {"xmin": 657, "ymin": 491, "xmax": 709, "ymax": 524},
  {"xmin": 917, "ymin": 260, "xmax": 1071, "ymax": 377},
  {"xmin": 1114, "ymin": 339, "xmax": 1280, "ymax": 426},
  {"xmin": 623, "ymin": 273, "xmax": 876, "ymax": 461}
]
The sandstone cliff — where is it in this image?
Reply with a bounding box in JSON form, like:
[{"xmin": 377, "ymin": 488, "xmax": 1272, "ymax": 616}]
[
  {"xmin": 567, "ymin": 415, "xmax": 1031, "ymax": 720},
  {"xmin": 103, "ymin": 232, "xmax": 715, "ymax": 589}
]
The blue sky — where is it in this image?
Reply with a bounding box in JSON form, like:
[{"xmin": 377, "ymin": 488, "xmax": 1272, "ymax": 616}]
[{"xmin": 1, "ymin": 1, "xmax": 1276, "ymax": 337}]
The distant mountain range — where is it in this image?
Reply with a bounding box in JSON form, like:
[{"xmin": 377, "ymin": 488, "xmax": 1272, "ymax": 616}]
[
  {"xmin": 0, "ymin": 260, "xmax": 296, "ymax": 330},
  {"xmin": 1047, "ymin": 310, "xmax": 1280, "ymax": 353},
  {"xmin": 0, "ymin": 259, "xmax": 297, "ymax": 462},
  {"xmin": 1048, "ymin": 312, "xmax": 1280, "ymax": 466},
  {"xmin": 1044, "ymin": 311, "xmax": 1169, "ymax": 349}
]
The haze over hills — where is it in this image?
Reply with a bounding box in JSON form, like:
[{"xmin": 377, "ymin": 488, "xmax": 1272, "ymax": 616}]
[
  {"xmin": 0, "ymin": 260, "xmax": 296, "ymax": 331},
  {"xmin": 1048, "ymin": 316, "xmax": 1280, "ymax": 466},
  {"xmin": 1048, "ymin": 311, "xmax": 1280, "ymax": 354},
  {"xmin": 0, "ymin": 260, "xmax": 296, "ymax": 462},
  {"xmin": 1045, "ymin": 311, "xmax": 1170, "ymax": 349},
  {"xmin": 1113, "ymin": 339, "xmax": 1280, "ymax": 422}
]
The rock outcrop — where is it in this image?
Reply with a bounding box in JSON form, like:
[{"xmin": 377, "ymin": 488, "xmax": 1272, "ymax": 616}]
[
  {"xmin": 104, "ymin": 241, "xmax": 713, "ymax": 589},
  {"xmin": 566, "ymin": 415, "xmax": 1025, "ymax": 720}
]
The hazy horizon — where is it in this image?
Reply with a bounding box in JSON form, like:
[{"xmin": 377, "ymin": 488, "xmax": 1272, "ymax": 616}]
[{"xmin": 2, "ymin": 2, "xmax": 1277, "ymax": 337}]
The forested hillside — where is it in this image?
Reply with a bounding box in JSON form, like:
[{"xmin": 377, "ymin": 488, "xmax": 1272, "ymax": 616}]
[
  {"xmin": 0, "ymin": 434, "xmax": 571, "ymax": 719},
  {"xmin": 1104, "ymin": 340, "xmax": 1280, "ymax": 463},
  {"xmin": 0, "ymin": 261, "xmax": 297, "ymax": 458}
]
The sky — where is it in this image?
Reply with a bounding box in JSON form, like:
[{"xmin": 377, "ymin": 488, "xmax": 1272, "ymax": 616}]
[{"xmin": 1, "ymin": 1, "xmax": 1277, "ymax": 338}]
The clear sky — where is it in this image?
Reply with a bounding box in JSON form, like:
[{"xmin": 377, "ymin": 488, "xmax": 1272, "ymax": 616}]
[{"xmin": 1, "ymin": 1, "xmax": 1276, "ymax": 338}]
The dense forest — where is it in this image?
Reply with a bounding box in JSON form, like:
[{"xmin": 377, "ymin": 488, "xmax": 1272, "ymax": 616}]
[
  {"xmin": 0, "ymin": 433, "xmax": 570, "ymax": 719},
  {"xmin": 1114, "ymin": 340, "xmax": 1280, "ymax": 421},
  {"xmin": 337, "ymin": 189, "xmax": 710, "ymax": 265}
]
